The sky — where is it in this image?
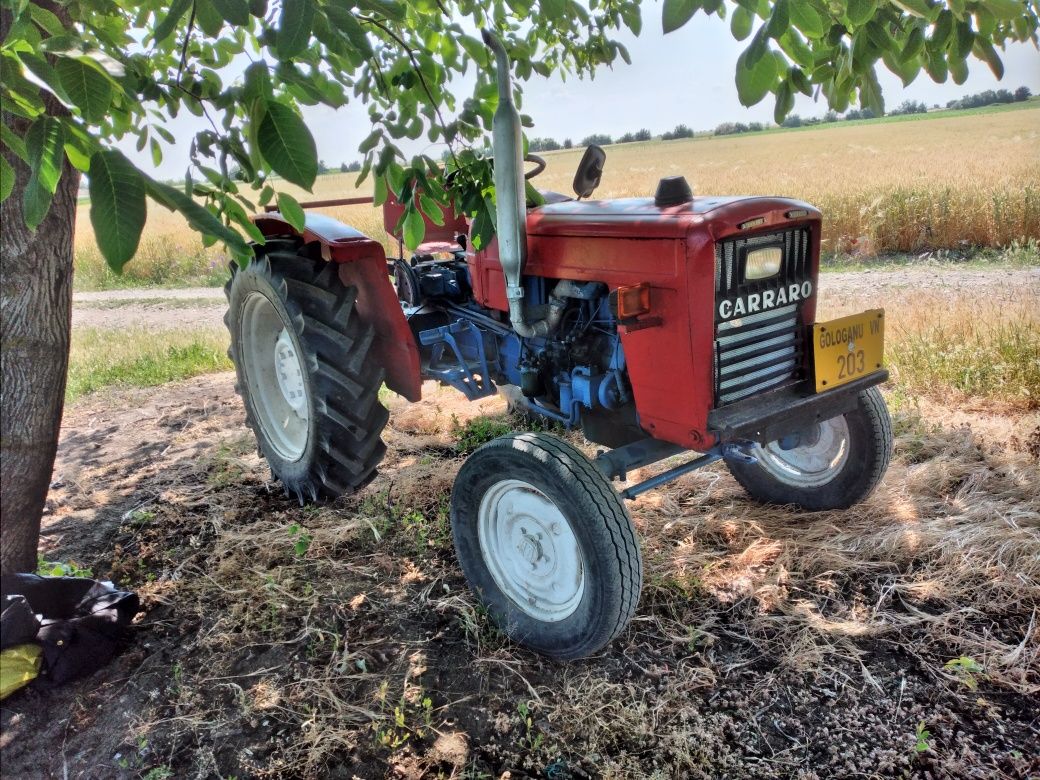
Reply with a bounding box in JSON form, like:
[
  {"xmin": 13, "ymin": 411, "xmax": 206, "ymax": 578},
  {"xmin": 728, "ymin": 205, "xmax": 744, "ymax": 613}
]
[{"xmin": 124, "ymin": 14, "xmax": 1040, "ymax": 181}]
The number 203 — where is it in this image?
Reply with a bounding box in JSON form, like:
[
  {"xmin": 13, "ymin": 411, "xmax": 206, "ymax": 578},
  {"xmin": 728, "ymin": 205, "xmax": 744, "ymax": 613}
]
[{"xmin": 838, "ymin": 350, "xmax": 866, "ymax": 379}]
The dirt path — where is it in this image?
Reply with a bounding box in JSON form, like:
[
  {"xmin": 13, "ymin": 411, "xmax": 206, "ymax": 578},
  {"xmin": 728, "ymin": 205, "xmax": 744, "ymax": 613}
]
[{"xmin": 71, "ymin": 267, "xmax": 1040, "ymax": 330}]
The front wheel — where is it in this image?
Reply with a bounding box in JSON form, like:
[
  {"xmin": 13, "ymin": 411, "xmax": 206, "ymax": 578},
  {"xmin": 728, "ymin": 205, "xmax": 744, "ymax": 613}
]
[
  {"xmin": 727, "ymin": 386, "xmax": 893, "ymax": 511},
  {"xmin": 450, "ymin": 432, "xmax": 642, "ymax": 660}
]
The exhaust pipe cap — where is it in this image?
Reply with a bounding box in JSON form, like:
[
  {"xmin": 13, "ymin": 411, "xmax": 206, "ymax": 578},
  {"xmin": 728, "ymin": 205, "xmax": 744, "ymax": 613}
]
[{"xmin": 654, "ymin": 175, "xmax": 693, "ymax": 208}]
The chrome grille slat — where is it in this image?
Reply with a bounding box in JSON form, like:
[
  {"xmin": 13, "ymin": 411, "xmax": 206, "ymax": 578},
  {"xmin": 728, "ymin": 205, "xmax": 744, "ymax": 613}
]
[
  {"xmin": 713, "ymin": 227, "xmax": 812, "ymax": 407},
  {"xmin": 720, "ymin": 345, "xmax": 796, "ymax": 376}
]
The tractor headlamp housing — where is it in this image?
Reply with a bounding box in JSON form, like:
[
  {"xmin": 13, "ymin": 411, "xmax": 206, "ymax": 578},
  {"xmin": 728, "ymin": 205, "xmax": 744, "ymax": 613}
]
[{"xmin": 743, "ymin": 246, "xmax": 782, "ymax": 281}]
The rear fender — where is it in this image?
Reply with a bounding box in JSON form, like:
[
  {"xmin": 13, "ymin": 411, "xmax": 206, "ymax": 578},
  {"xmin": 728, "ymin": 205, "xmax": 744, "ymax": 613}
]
[{"xmin": 253, "ymin": 211, "xmax": 422, "ymax": 402}]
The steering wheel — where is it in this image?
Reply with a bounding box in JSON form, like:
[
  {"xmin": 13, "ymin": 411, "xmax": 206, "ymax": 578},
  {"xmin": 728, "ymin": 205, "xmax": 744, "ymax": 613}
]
[{"xmin": 524, "ymin": 154, "xmax": 547, "ymax": 180}]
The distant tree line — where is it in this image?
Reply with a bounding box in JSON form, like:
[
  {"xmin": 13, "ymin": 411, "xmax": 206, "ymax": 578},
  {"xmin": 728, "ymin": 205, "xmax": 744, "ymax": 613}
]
[
  {"xmin": 710, "ymin": 85, "xmax": 1033, "ymax": 136},
  {"xmin": 947, "ymin": 86, "xmax": 1031, "ymax": 109}
]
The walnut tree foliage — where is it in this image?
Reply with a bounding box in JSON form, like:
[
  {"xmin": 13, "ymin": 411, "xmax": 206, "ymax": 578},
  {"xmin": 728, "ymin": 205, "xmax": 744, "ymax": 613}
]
[{"xmin": 1, "ymin": 0, "xmax": 1036, "ymax": 268}]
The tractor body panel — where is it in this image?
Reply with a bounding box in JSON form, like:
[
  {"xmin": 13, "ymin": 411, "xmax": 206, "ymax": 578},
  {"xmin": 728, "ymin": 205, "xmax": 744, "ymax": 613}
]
[
  {"xmin": 466, "ymin": 195, "xmax": 822, "ymax": 450},
  {"xmin": 254, "ymin": 212, "xmax": 423, "ymax": 401}
]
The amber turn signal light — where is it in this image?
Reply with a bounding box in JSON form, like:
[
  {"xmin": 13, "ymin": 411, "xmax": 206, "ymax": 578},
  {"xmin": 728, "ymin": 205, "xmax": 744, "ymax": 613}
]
[{"xmin": 612, "ymin": 283, "xmax": 651, "ymax": 320}]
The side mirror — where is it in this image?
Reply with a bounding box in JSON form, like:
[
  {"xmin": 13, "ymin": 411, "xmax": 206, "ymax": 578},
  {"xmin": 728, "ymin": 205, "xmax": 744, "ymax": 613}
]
[{"xmin": 572, "ymin": 145, "xmax": 606, "ymax": 199}]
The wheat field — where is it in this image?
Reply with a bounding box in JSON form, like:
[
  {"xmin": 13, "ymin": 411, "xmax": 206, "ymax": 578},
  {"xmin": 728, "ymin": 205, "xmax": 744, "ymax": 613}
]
[{"xmin": 74, "ymin": 105, "xmax": 1040, "ymax": 287}]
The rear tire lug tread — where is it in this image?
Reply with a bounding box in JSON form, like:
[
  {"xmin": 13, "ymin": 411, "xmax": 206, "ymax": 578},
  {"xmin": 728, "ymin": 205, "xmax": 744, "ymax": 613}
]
[{"xmin": 225, "ymin": 243, "xmax": 389, "ymax": 502}]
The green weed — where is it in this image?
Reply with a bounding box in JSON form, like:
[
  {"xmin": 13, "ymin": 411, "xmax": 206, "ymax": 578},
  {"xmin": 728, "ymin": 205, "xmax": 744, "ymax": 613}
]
[
  {"xmin": 288, "ymin": 523, "xmax": 313, "ymax": 557},
  {"xmin": 36, "ymin": 556, "xmax": 94, "ymax": 578},
  {"xmin": 914, "ymin": 721, "xmax": 932, "ymax": 754},
  {"xmin": 944, "ymin": 656, "xmax": 985, "ymax": 690},
  {"xmin": 450, "ymin": 414, "xmax": 514, "ymax": 454}
]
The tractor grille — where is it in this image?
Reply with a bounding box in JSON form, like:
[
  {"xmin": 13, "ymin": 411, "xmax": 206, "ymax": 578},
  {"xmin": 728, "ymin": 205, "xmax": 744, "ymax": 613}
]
[{"xmin": 713, "ymin": 227, "xmax": 812, "ymax": 406}]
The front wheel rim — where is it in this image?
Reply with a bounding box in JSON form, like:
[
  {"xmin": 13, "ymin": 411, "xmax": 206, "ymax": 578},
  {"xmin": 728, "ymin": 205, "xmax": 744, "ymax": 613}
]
[
  {"xmin": 240, "ymin": 292, "xmax": 310, "ymax": 461},
  {"xmin": 753, "ymin": 416, "xmax": 850, "ymax": 488},
  {"xmin": 477, "ymin": 479, "xmax": 585, "ymax": 622}
]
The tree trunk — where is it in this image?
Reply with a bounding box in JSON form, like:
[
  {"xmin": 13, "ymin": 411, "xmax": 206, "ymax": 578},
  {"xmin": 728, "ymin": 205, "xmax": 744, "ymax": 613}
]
[{"xmin": 0, "ymin": 13, "xmax": 80, "ymax": 573}]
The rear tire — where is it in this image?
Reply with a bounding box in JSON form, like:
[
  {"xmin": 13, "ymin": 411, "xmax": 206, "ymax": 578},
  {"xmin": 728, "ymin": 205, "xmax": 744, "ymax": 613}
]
[
  {"xmin": 727, "ymin": 386, "xmax": 892, "ymax": 511},
  {"xmin": 450, "ymin": 432, "xmax": 642, "ymax": 659},
  {"xmin": 225, "ymin": 242, "xmax": 389, "ymax": 502}
]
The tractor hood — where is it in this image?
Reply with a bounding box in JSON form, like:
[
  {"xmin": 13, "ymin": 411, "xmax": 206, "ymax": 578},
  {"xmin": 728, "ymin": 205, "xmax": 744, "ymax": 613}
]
[{"xmin": 526, "ymin": 195, "xmax": 817, "ymax": 240}]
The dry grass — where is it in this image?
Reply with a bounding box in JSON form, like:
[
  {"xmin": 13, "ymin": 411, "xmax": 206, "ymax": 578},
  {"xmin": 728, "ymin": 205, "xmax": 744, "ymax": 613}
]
[
  {"xmin": 66, "ymin": 384, "xmax": 1036, "ymax": 777},
  {"xmin": 73, "ymin": 107, "xmax": 1040, "ymax": 289},
  {"xmin": 818, "ymin": 286, "xmax": 1040, "ymax": 411}
]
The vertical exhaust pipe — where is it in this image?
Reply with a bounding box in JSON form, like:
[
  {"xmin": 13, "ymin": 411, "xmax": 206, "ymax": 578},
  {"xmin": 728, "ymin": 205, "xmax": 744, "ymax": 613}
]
[{"xmin": 482, "ymin": 30, "xmax": 563, "ymax": 338}]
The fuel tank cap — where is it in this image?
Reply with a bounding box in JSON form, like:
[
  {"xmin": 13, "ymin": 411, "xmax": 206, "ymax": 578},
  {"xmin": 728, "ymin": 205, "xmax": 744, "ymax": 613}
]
[{"xmin": 654, "ymin": 175, "xmax": 693, "ymax": 208}]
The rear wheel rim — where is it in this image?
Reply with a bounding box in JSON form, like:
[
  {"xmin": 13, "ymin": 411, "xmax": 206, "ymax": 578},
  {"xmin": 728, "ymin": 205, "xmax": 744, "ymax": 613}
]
[
  {"xmin": 753, "ymin": 416, "xmax": 850, "ymax": 488},
  {"xmin": 240, "ymin": 292, "xmax": 309, "ymax": 461},
  {"xmin": 477, "ymin": 479, "xmax": 585, "ymax": 622}
]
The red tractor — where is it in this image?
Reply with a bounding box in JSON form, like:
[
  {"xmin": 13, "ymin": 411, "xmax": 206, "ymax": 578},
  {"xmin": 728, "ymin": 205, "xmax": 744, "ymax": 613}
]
[{"xmin": 225, "ymin": 33, "xmax": 892, "ymax": 659}]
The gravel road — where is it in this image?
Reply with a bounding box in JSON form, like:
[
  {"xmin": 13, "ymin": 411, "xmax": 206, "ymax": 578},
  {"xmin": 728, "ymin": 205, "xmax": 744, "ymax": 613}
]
[{"xmin": 71, "ymin": 266, "xmax": 1039, "ymax": 331}]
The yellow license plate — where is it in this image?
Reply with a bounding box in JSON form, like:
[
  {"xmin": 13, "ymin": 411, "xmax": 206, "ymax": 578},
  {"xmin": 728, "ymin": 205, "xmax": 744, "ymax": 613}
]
[{"xmin": 813, "ymin": 309, "xmax": 885, "ymax": 392}]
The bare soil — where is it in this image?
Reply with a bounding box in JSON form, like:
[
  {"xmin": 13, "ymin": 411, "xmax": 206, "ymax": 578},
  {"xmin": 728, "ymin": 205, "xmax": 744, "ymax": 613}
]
[{"xmin": 2, "ymin": 268, "xmax": 1037, "ymax": 778}]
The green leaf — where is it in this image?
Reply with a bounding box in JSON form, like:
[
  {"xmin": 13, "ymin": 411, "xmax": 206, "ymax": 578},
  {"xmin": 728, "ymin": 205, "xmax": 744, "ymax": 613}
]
[
  {"xmin": 23, "ymin": 116, "xmax": 64, "ymax": 230},
  {"xmin": 542, "ymin": 0, "xmax": 567, "ymax": 21},
  {"xmin": 859, "ymin": 67, "xmax": 885, "ymax": 116},
  {"xmin": 731, "ymin": 5, "xmax": 754, "ymax": 40},
  {"xmin": 924, "ymin": 47, "xmax": 948, "ymax": 81},
  {"xmin": 883, "ymin": 49, "xmax": 921, "ymax": 86},
  {"xmin": 1, "ymin": 123, "xmax": 28, "ymax": 164},
  {"xmin": 846, "ymin": 0, "xmax": 876, "ymax": 26},
  {"xmin": 779, "ymin": 29, "xmax": 813, "ymax": 67},
  {"xmin": 973, "ymin": 39, "xmax": 1004, "ymax": 78},
  {"xmin": 194, "ymin": 0, "xmax": 225, "ymax": 36},
  {"xmin": 949, "ymin": 55, "xmax": 969, "ymax": 84},
  {"xmin": 150, "ymin": 137, "xmax": 162, "ymax": 167},
  {"xmin": 359, "ymin": 128, "xmax": 381, "ymax": 153},
  {"xmin": 277, "ymin": 191, "xmax": 306, "ymax": 231},
  {"xmin": 55, "ymin": 57, "xmax": 114, "ymax": 124},
  {"xmin": 891, "ymin": 0, "xmax": 937, "ymax": 20},
  {"xmin": 144, "ymin": 176, "xmax": 251, "ymax": 258},
  {"xmin": 276, "ymin": 0, "xmax": 314, "ymax": 60},
  {"xmin": 325, "ymin": 6, "xmax": 374, "ymax": 56},
  {"xmin": 662, "ymin": 0, "xmax": 701, "ymax": 33},
  {"xmin": 974, "ymin": 7, "xmax": 996, "ymax": 35},
  {"xmin": 766, "ymin": 0, "xmax": 789, "ymax": 38},
  {"xmin": 356, "ymin": 0, "xmax": 406, "ymax": 21},
  {"xmin": 788, "ymin": 1, "xmax": 825, "ymax": 37},
  {"xmin": 373, "ymin": 173, "xmax": 388, "ymax": 207},
  {"xmin": 952, "ymin": 21, "xmax": 975, "ymax": 60},
  {"xmin": 88, "ymin": 150, "xmax": 146, "ymax": 271},
  {"xmin": 0, "ymin": 156, "xmax": 14, "ymax": 203},
  {"xmin": 735, "ymin": 43, "xmax": 778, "ymax": 106},
  {"xmin": 28, "ymin": 4, "xmax": 65, "ymax": 36},
  {"xmin": 211, "ymin": 0, "xmax": 250, "ymax": 26},
  {"xmin": 19, "ymin": 53, "xmax": 72, "ymax": 105},
  {"xmin": 774, "ymin": 80, "xmax": 794, "ymax": 123},
  {"xmin": 402, "ymin": 206, "xmax": 425, "ymax": 250},
  {"xmin": 982, "ymin": 0, "xmax": 1026, "ymax": 21},
  {"xmin": 900, "ymin": 26, "xmax": 925, "ymax": 61},
  {"xmin": 154, "ymin": 0, "xmax": 192, "ymax": 44},
  {"xmin": 930, "ymin": 10, "xmax": 953, "ymax": 49},
  {"xmin": 418, "ymin": 193, "xmax": 445, "ymax": 226},
  {"xmin": 789, "ymin": 65, "xmax": 812, "ymax": 95},
  {"xmin": 256, "ymin": 101, "xmax": 317, "ymax": 189}
]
